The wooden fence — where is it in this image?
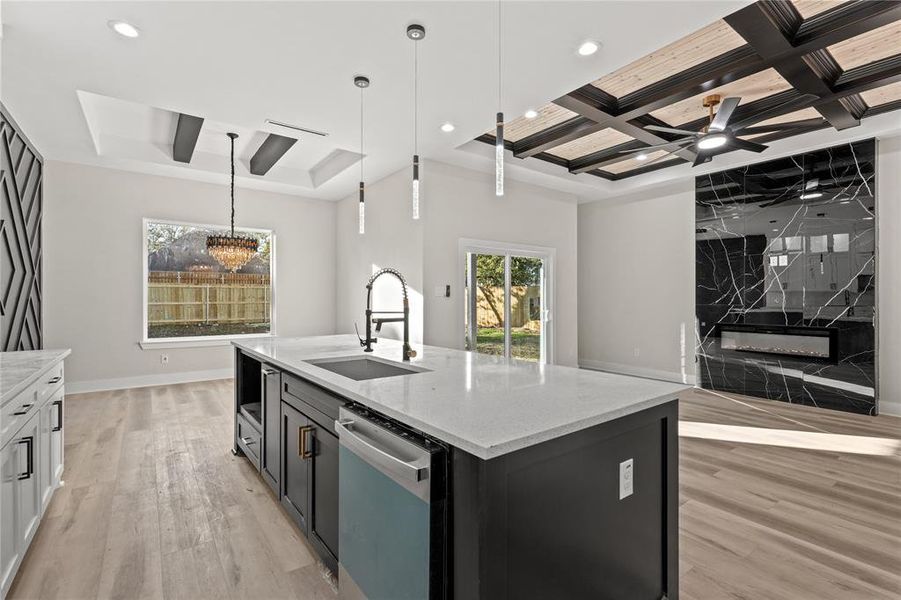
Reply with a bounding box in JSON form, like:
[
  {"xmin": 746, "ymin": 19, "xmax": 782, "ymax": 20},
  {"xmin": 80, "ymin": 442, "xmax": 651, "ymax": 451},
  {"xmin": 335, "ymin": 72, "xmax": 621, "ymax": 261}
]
[{"xmin": 147, "ymin": 271, "xmax": 271, "ymax": 325}]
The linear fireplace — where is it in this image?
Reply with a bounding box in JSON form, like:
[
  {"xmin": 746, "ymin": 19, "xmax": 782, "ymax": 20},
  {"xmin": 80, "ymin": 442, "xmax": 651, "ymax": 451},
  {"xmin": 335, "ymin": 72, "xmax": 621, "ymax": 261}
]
[{"xmin": 717, "ymin": 324, "xmax": 839, "ymax": 363}]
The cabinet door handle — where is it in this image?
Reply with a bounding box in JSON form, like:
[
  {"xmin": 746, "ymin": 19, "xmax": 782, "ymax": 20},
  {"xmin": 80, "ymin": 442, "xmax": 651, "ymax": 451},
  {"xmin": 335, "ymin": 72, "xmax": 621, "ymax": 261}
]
[
  {"xmin": 299, "ymin": 426, "xmax": 314, "ymax": 459},
  {"xmin": 52, "ymin": 399, "xmax": 64, "ymax": 432},
  {"xmin": 240, "ymin": 436, "xmax": 256, "ymax": 446},
  {"xmin": 48, "ymin": 375, "xmax": 62, "ymax": 384},
  {"xmin": 17, "ymin": 436, "xmax": 34, "ymax": 480},
  {"xmin": 262, "ymin": 368, "xmax": 278, "ymax": 376},
  {"xmin": 13, "ymin": 403, "xmax": 34, "ymax": 416}
]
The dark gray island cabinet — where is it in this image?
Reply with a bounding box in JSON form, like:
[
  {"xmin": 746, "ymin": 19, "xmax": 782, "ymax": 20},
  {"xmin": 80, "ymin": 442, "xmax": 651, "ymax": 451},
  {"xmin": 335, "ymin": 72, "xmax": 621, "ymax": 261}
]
[{"xmin": 232, "ymin": 335, "xmax": 685, "ymax": 600}]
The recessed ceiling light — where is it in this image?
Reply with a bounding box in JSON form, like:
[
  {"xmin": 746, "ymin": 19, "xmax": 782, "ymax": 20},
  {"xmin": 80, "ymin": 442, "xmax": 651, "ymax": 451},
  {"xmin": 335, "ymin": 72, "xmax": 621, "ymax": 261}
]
[
  {"xmin": 635, "ymin": 153, "xmax": 648, "ymax": 161},
  {"xmin": 697, "ymin": 133, "xmax": 727, "ymax": 150},
  {"xmin": 772, "ymin": 228, "xmax": 779, "ymax": 232},
  {"xmin": 108, "ymin": 20, "xmax": 140, "ymax": 38},
  {"xmin": 577, "ymin": 41, "xmax": 599, "ymax": 56},
  {"xmin": 839, "ymin": 200, "xmax": 851, "ymax": 204},
  {"xmin": 864, "ymin": 216, "xmax": 874, "ymax": 220},
  {"xmin": 524, "ymin": 109, "xmax": 538, "ymax": 119},
  {"xmin": 800, "ymin": 191, "xmax": 823, "ymax": 200},
  {"xmin": 731, "ymin": 215, "xmax": 740, "ymax": 219},
  {"xmin": 440, "ymin": 122, "xmax": 455, "ymax": 133}
]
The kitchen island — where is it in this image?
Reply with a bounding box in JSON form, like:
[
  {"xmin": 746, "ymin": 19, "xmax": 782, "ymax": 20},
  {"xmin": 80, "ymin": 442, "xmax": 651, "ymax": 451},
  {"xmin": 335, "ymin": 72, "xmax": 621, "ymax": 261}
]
[{"xmin": 232, "ymin": 335, "xmax": 686, "ymax": 600}]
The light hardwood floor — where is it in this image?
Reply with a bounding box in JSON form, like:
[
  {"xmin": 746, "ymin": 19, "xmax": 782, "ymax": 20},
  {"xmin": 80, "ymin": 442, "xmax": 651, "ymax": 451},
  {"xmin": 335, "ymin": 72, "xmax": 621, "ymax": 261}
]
[{"xmin": 7, "ymin": 381, "xmax": 901, "ymax": 599}]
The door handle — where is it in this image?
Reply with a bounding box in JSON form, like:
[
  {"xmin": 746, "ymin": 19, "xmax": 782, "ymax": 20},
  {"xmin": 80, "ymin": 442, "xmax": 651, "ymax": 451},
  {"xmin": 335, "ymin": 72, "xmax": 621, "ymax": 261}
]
[
  {"xmin": 262, "ymin": 368, "xmax": 278, "ymax": 376},
  {"xmin": 48, "ymin": 375, "xmax": 62, "ymax": 384},
  {"xmin": 335, "ymin": 419, "xmax": 429, "ymax": 482},
  {"xmin": 240, "ymin": 436, "xmax": 256, "ymax": 445},
  {"xmin": 299, "ymin": 426, "xmax": 314, "ymax": 459},
  {"xmin": 17, "ymin": 437, "xmax": 34, "ymax": 480},
  {"xmin": 52, "ymin": 399, "xmax": 63, "ymax": 432}
]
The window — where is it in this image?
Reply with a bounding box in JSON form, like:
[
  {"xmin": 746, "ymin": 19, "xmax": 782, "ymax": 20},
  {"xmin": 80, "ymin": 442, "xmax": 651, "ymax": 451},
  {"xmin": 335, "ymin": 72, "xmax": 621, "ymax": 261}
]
[{"xmin": 143, "ymin": 219, "xmax": 274, "ymax": 342}]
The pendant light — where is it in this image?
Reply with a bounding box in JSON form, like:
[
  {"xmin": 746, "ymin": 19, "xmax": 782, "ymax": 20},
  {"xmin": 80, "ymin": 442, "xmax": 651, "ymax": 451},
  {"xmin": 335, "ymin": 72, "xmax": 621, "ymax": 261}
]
[
  {"xmin": 355, "ymin": 75, "xmax": 370, "ymax": 234},
  {"xmin": 495, "ymin": 0, "xmax": 504, "ymax": 196},
  {"xmin": 408, "ymin": 24, "xmax": 425, "ymax": 220},
  {"xmin": 206, "ymin": 132, "xmax": 259, "ymax": 272}
]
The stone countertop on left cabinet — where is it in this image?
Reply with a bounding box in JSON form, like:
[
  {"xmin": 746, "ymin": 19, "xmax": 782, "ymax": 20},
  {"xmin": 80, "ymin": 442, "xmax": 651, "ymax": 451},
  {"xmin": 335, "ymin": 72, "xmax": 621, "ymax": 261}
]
[{"xmin": 0, "ymin": 350, "xmax": 71, "ymax": 405}]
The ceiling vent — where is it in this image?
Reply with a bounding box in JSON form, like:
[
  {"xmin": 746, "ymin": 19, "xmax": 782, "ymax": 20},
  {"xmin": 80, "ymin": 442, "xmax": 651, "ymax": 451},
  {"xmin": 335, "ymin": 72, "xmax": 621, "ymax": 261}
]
[{"xmin": 265, "ymin": 119, "xmax": 328, "ymax": 137}]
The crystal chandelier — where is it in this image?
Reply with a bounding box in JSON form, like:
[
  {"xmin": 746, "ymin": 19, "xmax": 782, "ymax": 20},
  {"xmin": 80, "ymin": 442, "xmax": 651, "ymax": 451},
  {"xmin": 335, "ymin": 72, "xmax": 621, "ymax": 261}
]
[{"xmin": 207, "ymin": 132, "xmax": 258, "ymax": 272}]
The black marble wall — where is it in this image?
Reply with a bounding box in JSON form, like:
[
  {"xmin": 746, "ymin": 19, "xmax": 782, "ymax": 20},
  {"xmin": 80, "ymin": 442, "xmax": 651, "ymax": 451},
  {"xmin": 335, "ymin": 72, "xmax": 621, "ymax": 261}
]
[{"xmin": 695, "ymin": 139, "xmax": 877, "ymax": 415}]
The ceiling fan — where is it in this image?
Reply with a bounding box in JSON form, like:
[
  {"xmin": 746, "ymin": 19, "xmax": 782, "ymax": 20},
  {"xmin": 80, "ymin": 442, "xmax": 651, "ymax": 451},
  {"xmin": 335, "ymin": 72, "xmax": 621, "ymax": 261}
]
[{"xmin": 621, "ymin": 93, "xmax": 820, "ymax": 167}]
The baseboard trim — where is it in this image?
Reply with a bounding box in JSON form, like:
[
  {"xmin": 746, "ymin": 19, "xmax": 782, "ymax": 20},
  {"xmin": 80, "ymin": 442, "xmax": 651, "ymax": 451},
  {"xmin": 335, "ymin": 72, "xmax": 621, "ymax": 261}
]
[
  {"xmin": 580, "ymin": 359, "xmax": 696, "ymax": 386},
  {"xmin": 67, "ymin": 368, "xmax": 233, "ymax": 395},
  {"xmin": 879, "ymin": 400, "xmax": 901, "ymax": 417}
]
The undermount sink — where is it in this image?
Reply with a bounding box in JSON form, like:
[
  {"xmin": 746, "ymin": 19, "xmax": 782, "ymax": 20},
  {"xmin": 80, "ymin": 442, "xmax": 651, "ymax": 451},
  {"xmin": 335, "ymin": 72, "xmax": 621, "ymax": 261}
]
[{"xmin": 306, "ymin": 356, "xmax": 429, "ymax": 381}]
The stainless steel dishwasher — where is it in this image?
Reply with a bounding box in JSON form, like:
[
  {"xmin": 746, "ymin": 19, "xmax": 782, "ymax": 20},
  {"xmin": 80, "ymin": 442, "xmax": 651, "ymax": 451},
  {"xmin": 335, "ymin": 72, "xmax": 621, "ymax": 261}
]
[{"xmin": 335, "ymin": 405, "xmax": 448, "ymax": 600}]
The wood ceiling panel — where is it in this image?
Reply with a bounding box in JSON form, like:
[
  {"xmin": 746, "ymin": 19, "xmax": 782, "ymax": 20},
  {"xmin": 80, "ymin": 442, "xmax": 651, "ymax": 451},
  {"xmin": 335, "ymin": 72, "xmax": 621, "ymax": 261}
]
[
  {"xmin": 590, "ymin": 20, "xmax": 746, "ymax": 99},
  {"xmin": 791, "ymin": 0, "xmax": 850, "ymax": 20},
  {"xmin": 860, "ymin": 81, "xmax": 901, "ymax": 108},
  {"xmin": 501, "ymin": 104, "xmax": 577, "ymax": 143},
  {"xmin": 827, "ymin": 21, "xmax": 901, "ymax": 71},
  {"xmin": 650, "ymin": 68, "xmax": 793, "ymax": 127},
  {"xmin": 604, "ymin": 150, "xmax": 671, "ymax": 174},
  {"xmin": 545, "ymin": 128, "xmax": 633, "ymax": 160}
]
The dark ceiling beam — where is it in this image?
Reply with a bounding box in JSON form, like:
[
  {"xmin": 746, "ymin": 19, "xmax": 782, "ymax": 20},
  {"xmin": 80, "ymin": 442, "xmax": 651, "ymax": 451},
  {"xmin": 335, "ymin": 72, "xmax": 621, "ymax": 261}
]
[
  {"xmin": 553, "ymin": 87, "xmax": 698, "ymax": 162},
  {"xmin": 725, "ymin": 1, "xmax": 860, "ymax": 130},
  {"xmin": 512, "ymin": 116, "xmax": 602, "ymax": 158},
  {"xmin": 173, "ymin": 113, "xmax": 204, "ymax": 163},
  {"xmin": 568, "ymin": 140, "xmax": 647, "ymax": 173},
  {"xmin": 793, "ymin": 0, "xmax": 901, "ymax": 52},
  {"xmin": 249, "ymin": 134, "xmax": 297, "ymax": 176}
]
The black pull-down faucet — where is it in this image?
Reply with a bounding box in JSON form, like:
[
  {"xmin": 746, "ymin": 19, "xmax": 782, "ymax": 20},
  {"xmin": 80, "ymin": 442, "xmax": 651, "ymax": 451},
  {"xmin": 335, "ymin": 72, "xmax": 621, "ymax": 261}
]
[{"xmin": 357, "ymin": 268, "xmax": 417, "ymax": 361}]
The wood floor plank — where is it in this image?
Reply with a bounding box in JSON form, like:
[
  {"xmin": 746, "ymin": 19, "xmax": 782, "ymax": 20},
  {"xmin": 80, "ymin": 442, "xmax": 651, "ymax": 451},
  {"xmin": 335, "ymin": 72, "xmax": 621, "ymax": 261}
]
[{"xmin": 7, "ymin": 381, "xmax": 900, "ymax": 599}]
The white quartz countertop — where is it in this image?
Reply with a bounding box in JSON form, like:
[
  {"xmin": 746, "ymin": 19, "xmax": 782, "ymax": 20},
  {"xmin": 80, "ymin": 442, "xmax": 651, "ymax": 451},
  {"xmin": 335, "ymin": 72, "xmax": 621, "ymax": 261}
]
[
  {"xmin": 233, "ymin": 335, "xmax": 687, "ymax": 459},
  {"xmin": 0, "ymin": 349, "xmax": 71, "ymax": 405}
]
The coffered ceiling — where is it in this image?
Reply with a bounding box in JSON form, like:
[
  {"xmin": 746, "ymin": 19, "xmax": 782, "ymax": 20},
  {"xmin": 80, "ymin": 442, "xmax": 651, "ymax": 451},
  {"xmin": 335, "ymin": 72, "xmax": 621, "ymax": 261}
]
[{"xmin": 477, "ymin": 0, "xmax": 901, "ymax": 182}]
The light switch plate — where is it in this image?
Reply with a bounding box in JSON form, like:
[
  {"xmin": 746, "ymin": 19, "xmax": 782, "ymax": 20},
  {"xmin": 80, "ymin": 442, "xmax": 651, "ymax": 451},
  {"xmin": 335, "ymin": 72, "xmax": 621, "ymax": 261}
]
[{"xmin": 619, "ymin": 458, "xmax": 634, "ymax": 499}]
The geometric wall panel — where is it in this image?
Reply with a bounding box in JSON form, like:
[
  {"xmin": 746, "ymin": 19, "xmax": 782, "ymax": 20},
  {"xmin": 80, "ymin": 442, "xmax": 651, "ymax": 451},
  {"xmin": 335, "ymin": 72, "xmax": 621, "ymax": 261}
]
[{"xmin": 0, "ymin": 103, "xmax": 43, "ymax": 351}]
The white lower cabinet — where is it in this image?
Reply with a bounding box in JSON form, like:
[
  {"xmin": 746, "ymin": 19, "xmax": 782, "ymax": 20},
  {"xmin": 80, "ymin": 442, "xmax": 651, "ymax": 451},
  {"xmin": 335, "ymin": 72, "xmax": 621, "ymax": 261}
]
[
  {"xmin": 0, "ymin": 439, "xmax": 20, "ymax": 598},
  {"xmin": 0, "ymin": 360, "xmax": 65, "ymax": 600}
]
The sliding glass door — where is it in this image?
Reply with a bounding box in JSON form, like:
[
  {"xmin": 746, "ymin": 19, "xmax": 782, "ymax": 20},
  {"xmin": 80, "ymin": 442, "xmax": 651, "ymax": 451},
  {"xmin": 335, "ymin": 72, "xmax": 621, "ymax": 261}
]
[{"xmin": 463, "ymin": 244, "xmax": 551, "ymax": 363}]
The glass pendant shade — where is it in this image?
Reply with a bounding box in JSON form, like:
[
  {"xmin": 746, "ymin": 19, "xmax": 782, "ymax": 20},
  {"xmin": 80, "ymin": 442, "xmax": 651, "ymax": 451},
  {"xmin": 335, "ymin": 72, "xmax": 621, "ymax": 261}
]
[
  {"xmin": 412, "ymin": 155, "xmax": 420, "ymax": 219},
  {"xmin": 206, "ymin": 132, "xmax": 258, "ymax": 272},
  {"xmin": 495, "ymin": 112, "xmax": 504, "ymax": 196},
  {"xmin": 358, "ymin": 182, "xmax": 365, "ymax": 234}
]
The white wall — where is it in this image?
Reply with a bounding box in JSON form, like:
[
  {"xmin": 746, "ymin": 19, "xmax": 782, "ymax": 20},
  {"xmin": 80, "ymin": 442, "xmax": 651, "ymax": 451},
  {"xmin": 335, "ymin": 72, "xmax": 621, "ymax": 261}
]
[
  {"xmin": 336, "ymin": 160, "xmax": 580, "ymax": 367},
  {"xmin": 877, "ymin": 135, "xmax": 901, "ymax": 416},
  {"xmin": 577, "ymin": 181, "xmax": 696, "ymax": 383},
  {"xmin": 43, "ymin": 161, "xmax": 336, "ymax": 390},
  {"xmin": 334, "ymin": 168, "xmax": 424, "ymax": 345}
]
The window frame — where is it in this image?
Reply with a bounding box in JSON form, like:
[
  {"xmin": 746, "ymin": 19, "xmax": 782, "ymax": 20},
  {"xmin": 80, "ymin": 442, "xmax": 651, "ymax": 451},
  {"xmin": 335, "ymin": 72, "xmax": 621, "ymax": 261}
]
[
  {"xmin": 458, "ymin": 238, "xmax": 556, "ymax": 364},
  {"xmin": 140, "ymin": 217, "xmax": 277, "ymax": 348}
]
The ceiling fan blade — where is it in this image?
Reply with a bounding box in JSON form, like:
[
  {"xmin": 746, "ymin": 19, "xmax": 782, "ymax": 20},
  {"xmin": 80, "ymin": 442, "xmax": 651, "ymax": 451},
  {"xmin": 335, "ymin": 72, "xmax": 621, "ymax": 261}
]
[
  {"xmin": 709, "ymin": 97, "xmax": 741, "ymax": 132},
  {"xmin": 617, "ymin": 139, "xmax": 692, "ymax": 154},
  {"xmin": 731, "ymin": 137, "xmax": 768, "ymax": 153},
  {"xmin": 638, "ymin": 152, "xmax": 678, "ymax": 168},
  {"xmin": 692, "ymin": 152, "xmax": 711, "ymax": 167},
  {"xmin": 735, "ymin": 117, "xmax": 825, "ymax": 135},
  {"xmin": 645, "ymin": 125, "xmax": 699, "ymax": 136},
  {"xmin": 730, "ymin": 94, "xmax": 819, "ymax": 131}
]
